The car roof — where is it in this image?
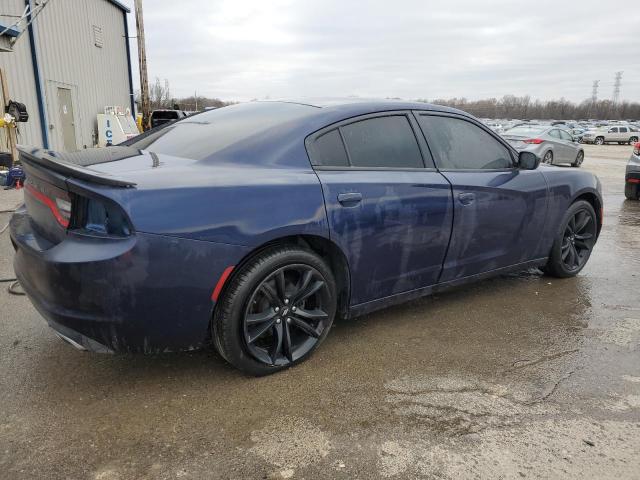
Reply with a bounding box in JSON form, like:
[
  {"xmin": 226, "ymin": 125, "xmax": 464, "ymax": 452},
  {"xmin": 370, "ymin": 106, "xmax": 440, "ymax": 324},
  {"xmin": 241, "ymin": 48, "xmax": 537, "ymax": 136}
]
[{"xmin": 259, "ymin": 98, "xmax": 463, "ymax": 115}]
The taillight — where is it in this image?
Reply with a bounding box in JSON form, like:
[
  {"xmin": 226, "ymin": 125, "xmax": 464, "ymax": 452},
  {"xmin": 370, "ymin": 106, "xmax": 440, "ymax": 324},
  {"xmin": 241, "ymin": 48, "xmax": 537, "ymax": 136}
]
[
  {"xmin": 72, "ymin": 195, "xmax": 132, "ymax": 237},
  {"xmin": 523, "ymin": 138, "xmax": 544, "ymax": 144},
  {"xmin": 634, "ymin": 142, "xmax": 640, "ymax": 156},
  {"xmin": 25, "ymin": 182, "xmax": 71, "ymax": 228}
]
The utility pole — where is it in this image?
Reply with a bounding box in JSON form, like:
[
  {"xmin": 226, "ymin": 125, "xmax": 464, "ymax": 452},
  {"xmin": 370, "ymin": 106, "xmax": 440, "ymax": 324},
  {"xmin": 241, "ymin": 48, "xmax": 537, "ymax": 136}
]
[{"xmin": 134, "ymin": 0, "xmax": 150, "ymax": 130}]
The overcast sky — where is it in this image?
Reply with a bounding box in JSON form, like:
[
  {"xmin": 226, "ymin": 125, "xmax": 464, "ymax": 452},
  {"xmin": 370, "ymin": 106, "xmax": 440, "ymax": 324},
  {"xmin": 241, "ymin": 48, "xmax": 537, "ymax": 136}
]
[{"xmin": 122, "ymin": 0, "xmax": 639, "ymax": 103}]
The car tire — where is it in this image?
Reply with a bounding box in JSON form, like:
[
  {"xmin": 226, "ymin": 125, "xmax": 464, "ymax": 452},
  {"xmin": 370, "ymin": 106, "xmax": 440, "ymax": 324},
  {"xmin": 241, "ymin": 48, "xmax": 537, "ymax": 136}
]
[
  {"xmin": 543, "ymin": 200, "xmax": 597, "ymax": 278},
  {"xmin": 212, "ymin": 245, "xmax": 337, "ymax": 376},
  {"xmin": 629, "ymin": 136, "xmax": 639, "ymax": 145},
  {"xmin": 625, "ymin": 183, "xmax": 639, "ymax": 200},
  {"xmin": 571, "ymin": 151, "xmax": 584, "ymax": 167},
  {"xmin": 542, "ymin": 150, "xmax": 553, "ymax": 164},
  {"xmin": 594, "ymin": 137, "xmax": 605, "ymax": 145}
]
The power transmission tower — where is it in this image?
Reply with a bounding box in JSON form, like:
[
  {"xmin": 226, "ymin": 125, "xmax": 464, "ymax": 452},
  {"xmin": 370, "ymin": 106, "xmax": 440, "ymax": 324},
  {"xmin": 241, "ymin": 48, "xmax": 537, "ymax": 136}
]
[
  {"xmin": 134, "ymin": 0, "xmax": 150, "ymax": 130},
  {"xmin": 591, "ymin": 80, "xmax": 599, "ymax": 103},
  {"xmin": 612, "ymin": 71, "xmax": 623, "ymax": 104}
]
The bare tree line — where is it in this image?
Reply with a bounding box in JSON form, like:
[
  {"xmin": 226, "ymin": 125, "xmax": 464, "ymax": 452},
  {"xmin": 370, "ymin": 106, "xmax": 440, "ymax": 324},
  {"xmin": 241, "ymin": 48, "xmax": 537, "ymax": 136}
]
[
  {"xmin": 421, "ymin": 95, "xmax": 640, "ymax": 120},
  {"xmin": 138, "ymin": 79, "xmax": 639, "ymax": 120},
  {"xmin": 136, "ymin": 77, "xmax": 233, "ymax": 112}
]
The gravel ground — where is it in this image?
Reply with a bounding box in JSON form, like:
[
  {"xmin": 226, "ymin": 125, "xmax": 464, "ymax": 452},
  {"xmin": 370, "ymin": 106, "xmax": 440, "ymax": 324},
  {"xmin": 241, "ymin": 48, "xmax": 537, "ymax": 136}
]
[{"xmin": 0, "ymin": 144, "xmax": 639, "ymax": 479}]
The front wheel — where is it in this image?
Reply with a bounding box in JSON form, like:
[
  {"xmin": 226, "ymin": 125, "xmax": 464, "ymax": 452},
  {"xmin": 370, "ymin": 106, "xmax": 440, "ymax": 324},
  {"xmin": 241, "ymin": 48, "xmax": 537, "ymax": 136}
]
[
  {"xmin": 543, "ymin": 200, "xmax": 597, "ymax": 278},
  {"xmin": 213, "ymin": 246, "xmax": 337, "ymax": 376},
  {"xmin": 571, "ymin": 151, "xmax": 584, "ymax": 167},
  {"xmin": 594, "ymin": 137, "xmax": 605, "ymax": 145}
]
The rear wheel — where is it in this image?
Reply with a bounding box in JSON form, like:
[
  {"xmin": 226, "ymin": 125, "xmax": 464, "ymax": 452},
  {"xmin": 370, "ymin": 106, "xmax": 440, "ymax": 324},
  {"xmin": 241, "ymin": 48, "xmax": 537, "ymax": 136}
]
[
  {"xmin": 625, "ymin": 183, "xmax": 639, "ymax": 200},
  {"xmin": 594, "ymin": 136, "xmax": 605, "ymax": 145},
  {"xmin": 544, "ymin": 200, "xmax": 597, "ymax": 278},
  {"xmin": 542, "ymin": 150, "xmax": 553, "ymax": 164},
  {"xmin": 629, "ymin": 136, "xmax": 639, "ymax": 145},
  {"xmin": 213, "ymin": 246, "xmax": 337, "ymax": 376},
  {"xmin": 571, "ymin": 150, "xmax": 584, "ymax": 167}
]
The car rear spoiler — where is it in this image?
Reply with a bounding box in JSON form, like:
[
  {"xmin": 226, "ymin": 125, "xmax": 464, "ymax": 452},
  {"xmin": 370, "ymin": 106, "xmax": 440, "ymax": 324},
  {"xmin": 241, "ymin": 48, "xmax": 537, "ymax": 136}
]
[{"xmin": 18, "ymin": 146, "xmax": 137, "ymax": 188}]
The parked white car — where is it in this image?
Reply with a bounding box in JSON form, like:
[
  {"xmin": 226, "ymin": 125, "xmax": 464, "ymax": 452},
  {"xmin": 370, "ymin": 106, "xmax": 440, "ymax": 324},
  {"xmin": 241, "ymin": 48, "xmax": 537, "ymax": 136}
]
[{"xmin": 582, "ymin": 125, "xmax": 639, "ymax": 145}]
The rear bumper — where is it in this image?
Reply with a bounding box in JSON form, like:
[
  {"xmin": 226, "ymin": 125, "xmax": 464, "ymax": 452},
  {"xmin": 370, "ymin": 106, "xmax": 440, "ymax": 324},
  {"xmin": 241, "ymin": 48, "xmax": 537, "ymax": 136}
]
[{"xmin": 10, "ymin": 209, "xmax": 250, "ymax": 353}]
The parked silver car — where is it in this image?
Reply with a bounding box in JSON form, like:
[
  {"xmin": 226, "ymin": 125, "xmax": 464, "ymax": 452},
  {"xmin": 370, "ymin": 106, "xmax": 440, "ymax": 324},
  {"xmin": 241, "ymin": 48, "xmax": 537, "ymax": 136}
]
[
  {"xmin": 625, "ymin": 142, "xmax": 640, "ymax": 200},
  {"xmin": 503, "ymin": 125, "xmax": 585, "ymax": 167},
  {"xmin": 582, "ymin": 125, "xmax": 639, "ymax": 145}
]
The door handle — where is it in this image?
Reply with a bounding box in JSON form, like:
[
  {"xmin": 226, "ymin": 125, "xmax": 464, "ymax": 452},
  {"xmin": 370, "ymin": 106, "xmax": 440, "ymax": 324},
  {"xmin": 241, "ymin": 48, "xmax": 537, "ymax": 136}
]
[
  {"xmin": 337, "ymin": 192, "xmax": 362, "ymax": 206},
  {"xmin": 458, "ymin": 192, "xmax": 475, "ymax": 205}
]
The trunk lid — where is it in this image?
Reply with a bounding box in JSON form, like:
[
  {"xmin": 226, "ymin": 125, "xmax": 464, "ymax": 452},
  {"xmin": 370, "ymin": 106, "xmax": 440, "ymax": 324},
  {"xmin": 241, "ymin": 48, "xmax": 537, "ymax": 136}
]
[{"xmin": 18, "ymin": 147, "xmax": 137, "ymax": 244}]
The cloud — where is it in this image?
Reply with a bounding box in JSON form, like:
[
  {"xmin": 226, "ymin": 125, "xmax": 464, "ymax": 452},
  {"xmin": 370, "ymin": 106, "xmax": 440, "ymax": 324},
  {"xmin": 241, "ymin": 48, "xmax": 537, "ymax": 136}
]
[{"xmin": 123, "ymin": 0, "xmax": 640, "ymax": 102}]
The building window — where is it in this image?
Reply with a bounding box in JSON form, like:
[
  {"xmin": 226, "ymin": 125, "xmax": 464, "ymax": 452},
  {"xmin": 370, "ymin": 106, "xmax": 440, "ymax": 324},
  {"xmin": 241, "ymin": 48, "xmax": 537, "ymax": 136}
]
[{"xmin": 92, "ymin": 25, "xmax": 103, "ymax": 48}]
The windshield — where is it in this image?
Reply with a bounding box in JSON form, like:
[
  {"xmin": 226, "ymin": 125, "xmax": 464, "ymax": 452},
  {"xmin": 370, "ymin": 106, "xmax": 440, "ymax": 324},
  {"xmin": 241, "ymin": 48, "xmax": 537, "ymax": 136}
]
[{"xmin": 128, "ymin": 102, "xmax": 317, "ymax": 160}]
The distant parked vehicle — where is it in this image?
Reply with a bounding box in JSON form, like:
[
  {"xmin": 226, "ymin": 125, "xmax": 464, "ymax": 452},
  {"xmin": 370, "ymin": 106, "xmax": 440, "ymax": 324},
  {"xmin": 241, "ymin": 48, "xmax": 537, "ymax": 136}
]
[
  {"xmin": 626, "ymin": 142, "xmax": 640, "ymax": 200},
  {"xmin": 149, "ymin": 109, "xmax": 187, "ymax": 129},
  {"xmin": 503, "ymin": 125, "xmax": 584, "ymax": 167},
  {"xmin": 485, "ymin": 122, "xmax": 504, "ymax": 134},
  {"xmin": 582, "ymin": 126, "xmax": 639, "ymax": 145},
  {"xmin": 571, "ymin": 128, "xmax": 587, "ymax": 143}
]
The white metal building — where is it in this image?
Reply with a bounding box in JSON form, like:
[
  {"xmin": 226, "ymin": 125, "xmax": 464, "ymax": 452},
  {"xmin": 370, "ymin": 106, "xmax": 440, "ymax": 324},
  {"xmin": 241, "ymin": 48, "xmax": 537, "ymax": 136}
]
[{"xmin": 0, "ymin": 0, "xmax": 134, "ymax": 151}]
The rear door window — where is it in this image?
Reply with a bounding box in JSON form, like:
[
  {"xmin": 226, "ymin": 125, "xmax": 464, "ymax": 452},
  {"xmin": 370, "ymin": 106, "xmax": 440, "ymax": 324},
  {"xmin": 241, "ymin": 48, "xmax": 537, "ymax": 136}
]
[
  {"xmin": 417, "ymin": 115, "xmax": 513, "ymax": 170},
  {"xmin": 310, "ymin": 129, "xmax": 349, "ymax": 167},
  {"xmin": 620, "ymin": 127, "xmax": 628, "ymax": 133},
  {"xmin": 549, "ymin": 129, "xmax": 561, "ymax": 139},
  {"xmin": 340, "ymin": 116, "xmax": 424, "ymax": 168},
  {"xmin": 559, "ymin": 130, "xmax": 573, "ymax": 141}
]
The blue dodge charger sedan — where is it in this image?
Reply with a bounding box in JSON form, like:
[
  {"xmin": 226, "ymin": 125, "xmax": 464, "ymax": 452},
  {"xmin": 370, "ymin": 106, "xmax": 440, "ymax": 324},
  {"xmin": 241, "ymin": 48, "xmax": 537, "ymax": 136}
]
[{"xmin": 10, "ymin": 100, "xmax": 602, "ymax": 375}]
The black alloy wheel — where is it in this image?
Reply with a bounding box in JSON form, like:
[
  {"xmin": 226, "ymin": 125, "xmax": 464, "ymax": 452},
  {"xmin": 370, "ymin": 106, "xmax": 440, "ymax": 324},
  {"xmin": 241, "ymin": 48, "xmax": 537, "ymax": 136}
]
[
  {"xmin": 213, "ymin": 246, "xmax": 337, "ymax": 376},
  {"xmin": 243, "ymin": 264, "xmax": 332, "ymax": 366},
  {"xmin": 544, "ymin": 200, "xmax": 597, "ymax": 278},
  {"xmin": 560, "ymin": 209, "xmax": 596, "ymax": 272}
]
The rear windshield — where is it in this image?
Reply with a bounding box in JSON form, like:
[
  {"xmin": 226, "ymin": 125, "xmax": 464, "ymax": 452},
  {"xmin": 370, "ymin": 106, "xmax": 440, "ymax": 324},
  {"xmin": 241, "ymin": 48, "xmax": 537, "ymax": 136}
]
[
  {"xmin": 505, "ymin": 126, "xmax": 547, "ymax": 136},
  {"xmin": 151, "ymin": 110, "xmax": 180, "ymax": 120},
  {"xmin": 129, "ymin": 102, "xmax": 316, "ymax": 160}
]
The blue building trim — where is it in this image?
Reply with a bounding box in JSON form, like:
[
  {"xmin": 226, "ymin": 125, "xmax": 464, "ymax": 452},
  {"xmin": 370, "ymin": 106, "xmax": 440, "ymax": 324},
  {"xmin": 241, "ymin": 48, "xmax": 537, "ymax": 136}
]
[
  {"xmin": 123, "ymin": 11, "xmax": 136, "ymax": 115},
  {"xmin": 0, "ymin": 23, "xmax": 21, "ymax": 37},
  {"xmin": 25, "ymin": 0, "xmax": 50, "ymax": 148}
]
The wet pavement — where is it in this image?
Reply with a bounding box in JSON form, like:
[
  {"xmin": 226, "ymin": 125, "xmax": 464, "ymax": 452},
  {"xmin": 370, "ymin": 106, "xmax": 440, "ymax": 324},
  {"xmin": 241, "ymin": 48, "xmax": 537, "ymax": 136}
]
[{"xmin": 1, "ymin": 144, "xmax": 639, "ymax": 479}]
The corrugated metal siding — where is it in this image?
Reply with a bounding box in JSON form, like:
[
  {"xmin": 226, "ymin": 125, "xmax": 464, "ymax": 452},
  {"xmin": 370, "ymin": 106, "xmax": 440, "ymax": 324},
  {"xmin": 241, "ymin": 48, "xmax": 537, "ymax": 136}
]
[
  {"xmin": 34, "ymin": 0, "xmax": 131, "ymax": 150},
  {"xmin": 0, "ymin": 0, "xmax": 44, "ymax": 149},
  {"xmin": 0, "ymin": 0, "xmax": 131, "ymax": 151}
]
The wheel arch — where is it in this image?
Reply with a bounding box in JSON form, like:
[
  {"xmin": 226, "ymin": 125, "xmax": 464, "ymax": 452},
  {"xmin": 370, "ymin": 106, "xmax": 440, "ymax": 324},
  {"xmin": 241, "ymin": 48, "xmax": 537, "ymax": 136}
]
[
  {"xmin": 573, "ymin": 191, "xmax": 602, "ymax": 236},
  {"xmin": 212, "ymin": 234, "xmax": 352, "ymax": 324}
]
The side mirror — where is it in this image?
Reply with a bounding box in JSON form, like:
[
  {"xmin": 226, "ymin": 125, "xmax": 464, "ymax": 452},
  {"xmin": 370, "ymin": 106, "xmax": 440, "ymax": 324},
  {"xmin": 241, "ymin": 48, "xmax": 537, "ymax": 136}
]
[{"xmin": 519, "ymin": 151, "xmax": 540, "ymax": 170}]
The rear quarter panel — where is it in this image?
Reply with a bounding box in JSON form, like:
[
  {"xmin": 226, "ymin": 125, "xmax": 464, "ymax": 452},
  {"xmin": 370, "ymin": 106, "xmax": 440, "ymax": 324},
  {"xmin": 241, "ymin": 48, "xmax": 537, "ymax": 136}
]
[{"xmin": 71, "ymin": 162, "xmax": 329, "ymax": 248}]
